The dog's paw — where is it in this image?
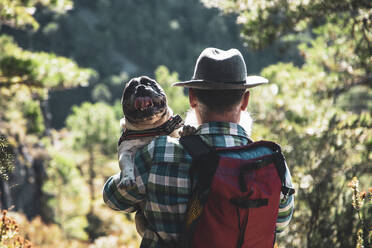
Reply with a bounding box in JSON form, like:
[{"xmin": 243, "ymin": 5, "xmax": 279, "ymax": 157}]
[
  {"xmin": 179, "ymin": 125, "xmax": 197, "ymax": 137},
  {"xmin": 119, "ymin": 177, "xmax": 136, "ymax": 190}
]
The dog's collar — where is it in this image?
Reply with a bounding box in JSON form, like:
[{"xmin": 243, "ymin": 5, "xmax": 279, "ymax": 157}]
[{"xmin": 118, "ymin": 115, "xmax": 183, "ymax": 145}]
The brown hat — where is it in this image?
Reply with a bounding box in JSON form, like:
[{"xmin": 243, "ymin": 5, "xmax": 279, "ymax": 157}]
[{"xmin": 173, "ymin": 48, "xmax": 268, "ymax": 89}]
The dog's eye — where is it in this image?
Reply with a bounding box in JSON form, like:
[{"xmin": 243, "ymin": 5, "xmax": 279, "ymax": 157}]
[
  {"xmin": 131, "ymin": 81, "xmax": 139, "ymax": 87},
  {"xmin": 139, "ymin": 77, "xmax": 156, "ymax": 87}
]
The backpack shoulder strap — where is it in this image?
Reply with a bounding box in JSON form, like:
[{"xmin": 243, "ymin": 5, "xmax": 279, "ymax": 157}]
[
  {"xmin": 257, "ymin": 141, "xmax": 295, "ymax": 197},
  {"xmin": 180, "ymin": 135, "xmax": 211, "ymax": 158},
  {"xmin": 178, "ymin": 135, "xmax": 220, "ymax": 248},
  {"xmin": 180, "ymin": 135, "xmax": 220, "ymax": 196}
]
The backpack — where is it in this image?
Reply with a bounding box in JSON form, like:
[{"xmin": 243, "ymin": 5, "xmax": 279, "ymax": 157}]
[{"xmin": 178, "ymin": 135, "xmax": 295, "ymax": 248}]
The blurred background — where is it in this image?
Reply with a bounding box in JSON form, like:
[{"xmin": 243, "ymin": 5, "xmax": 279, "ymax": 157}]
[{"xmin": 0, "ymin": 0, "xmax": 371, "ymax": 247}]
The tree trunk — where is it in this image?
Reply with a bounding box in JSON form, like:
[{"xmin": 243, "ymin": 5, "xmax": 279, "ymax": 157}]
[
  {"xmin": 0, "ymin": 179, "xmax": 11, "ymax": 209},
  {"xmin": 39, "ymin": 93, "xmax": 52, "ymax": 139},
  {"xmin": 88, "ymin": 146, "xmax": 95, "ymax": 213}
]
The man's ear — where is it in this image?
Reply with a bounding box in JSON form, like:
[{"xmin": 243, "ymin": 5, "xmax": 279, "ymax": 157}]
[
  {"xmin": 188, "ymin": 88, "xmax": 198, "ymax": 108},
  {"xmin": 240, "ymin": 90, "xmax": 250, "ymax": 110}
]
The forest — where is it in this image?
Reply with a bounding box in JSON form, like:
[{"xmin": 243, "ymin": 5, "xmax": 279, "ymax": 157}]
[{"xmin": 0, "ymin": 0, "xmax": 371, "ymax": 247}]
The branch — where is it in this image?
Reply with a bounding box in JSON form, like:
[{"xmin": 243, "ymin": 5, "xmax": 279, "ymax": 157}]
[
  {"xmin": 331, "ymin": 73, "xmax": 372, "ymax": 98},
  {"xmin": 0, "ymin": 80, "xmax": 44, "ymax": 89}
]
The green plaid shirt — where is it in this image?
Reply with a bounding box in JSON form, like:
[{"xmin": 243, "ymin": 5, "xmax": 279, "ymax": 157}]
[{"xmin": 103, "ymin": 122, "xmax": 294, "ymax": 247}]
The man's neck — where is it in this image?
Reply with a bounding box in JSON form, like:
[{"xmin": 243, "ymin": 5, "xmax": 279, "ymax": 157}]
[
  {"xmin": 199, "ymin": 109, "xmax": 241, "ymax": 124},
  {"xmin": 184, "ymin": 109, "xmax": 252, "ymax": 136}
]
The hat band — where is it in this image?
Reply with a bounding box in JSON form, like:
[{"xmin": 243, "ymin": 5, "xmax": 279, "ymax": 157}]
[{"xmin": 192, "ymin": 79, "xmax": 247, "ymax": 85}]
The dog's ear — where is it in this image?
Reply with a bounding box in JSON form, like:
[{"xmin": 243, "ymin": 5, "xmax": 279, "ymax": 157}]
[{"xmin": 122, "ymin": 78, "xmax": 139, "ymax": 105}]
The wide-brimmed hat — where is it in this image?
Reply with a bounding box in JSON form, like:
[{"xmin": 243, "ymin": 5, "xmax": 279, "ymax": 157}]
[{"xmin": 173, "ymin": 48, "xmax": 268, "ymax": 89}]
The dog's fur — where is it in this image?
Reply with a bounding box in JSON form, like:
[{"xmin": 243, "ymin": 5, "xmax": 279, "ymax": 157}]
[
  {"xmin": 118, "ymin": 76, "xmax": 181, "ymax": 237},
  {"xmin": 118, "ymin": 76, "xmax": 179, "ymax": 189}
]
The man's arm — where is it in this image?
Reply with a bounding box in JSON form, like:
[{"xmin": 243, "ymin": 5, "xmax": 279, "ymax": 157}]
[
  {"xmin": 103, "ymin": 140, "xmax": 155, "ymax": 212},
  {"xmin": 276, "ymin": 194, "xmax": 294, "ymax": 234},
  {"xmin": 276, "ymin": 161, "xmax": 295, "ymax": 234}
]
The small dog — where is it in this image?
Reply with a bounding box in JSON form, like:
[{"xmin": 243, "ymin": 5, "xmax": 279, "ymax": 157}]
[
  {"xmin": 118, "ymin": 76, "xmax": 184, "ymax": 237},
  {"xmin": 118, "ymin": 76, "xmax": 181, "ymax": 189}
]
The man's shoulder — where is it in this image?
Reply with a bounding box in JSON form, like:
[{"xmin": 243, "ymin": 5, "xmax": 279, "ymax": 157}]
[
  {"xmin": 153, "ymin": 134, "xmax": 180, "ymax": 146},
  {"xmin": 139, "ymin": 135, "xmax": 191, "ymax": 164}
]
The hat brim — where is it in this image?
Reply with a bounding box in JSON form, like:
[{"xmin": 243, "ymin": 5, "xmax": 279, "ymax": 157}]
[{"xmin": 172, "ymin": 76, "xmax": 268, "ymax": 89}]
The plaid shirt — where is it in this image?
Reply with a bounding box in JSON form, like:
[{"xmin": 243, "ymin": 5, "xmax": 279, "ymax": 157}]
[{"xmin": 103, "ymin": 122, "xmax": 294, "ymax": 247}]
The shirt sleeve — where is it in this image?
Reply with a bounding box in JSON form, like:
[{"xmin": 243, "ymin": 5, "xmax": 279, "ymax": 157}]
[
  {"xmin": 102, "ymin": 140, "xmax": 155, "ymax": 212},
  {"xmin": 276, "ymin": 160, "xmax": 295, "ymax": 234}
]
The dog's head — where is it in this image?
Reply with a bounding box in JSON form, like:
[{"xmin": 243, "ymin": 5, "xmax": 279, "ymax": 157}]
[{"xmin": 121, "ymin": 76, "xmax": 169, "ymax": 128}]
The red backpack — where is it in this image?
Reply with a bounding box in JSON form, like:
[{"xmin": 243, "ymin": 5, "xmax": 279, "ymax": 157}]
[{"xmin": 179, "ymin": 135, "xmax": 294, "ymax": 248}]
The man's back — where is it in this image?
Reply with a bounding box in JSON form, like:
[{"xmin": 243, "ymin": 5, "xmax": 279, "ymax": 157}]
[{"xmin": 103, "ymin": 122, "xmax": 294, "ymax": 247}]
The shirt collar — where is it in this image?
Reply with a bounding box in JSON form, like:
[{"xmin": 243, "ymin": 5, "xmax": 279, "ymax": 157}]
[{"xmin": 195, "ymin": 121, "xmax": 249, "ymax": 138}]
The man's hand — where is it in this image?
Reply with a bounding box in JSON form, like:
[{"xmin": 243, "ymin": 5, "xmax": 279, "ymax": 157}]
[{"xmin": 179, "ymin": 125, "xmax": 197, "ymax": 137}]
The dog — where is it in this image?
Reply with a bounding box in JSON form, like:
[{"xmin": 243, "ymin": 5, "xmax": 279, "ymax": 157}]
[
  {"xmin": 118, "ymin": 76, "xmax": 184, "ymax": 237},
  {"xmin": 118, "ymin": 76, "xmax": 181, "ymax": 189}
]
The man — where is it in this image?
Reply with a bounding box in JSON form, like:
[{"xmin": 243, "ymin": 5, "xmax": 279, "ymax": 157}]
[{"xmin": 103, "ymin": 48, "xmax": 294, "ymax": 247}]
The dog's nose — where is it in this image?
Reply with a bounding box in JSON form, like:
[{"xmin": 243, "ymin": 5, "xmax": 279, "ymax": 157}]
[{"xmin": 135, "ymin": 85, "xmax": 147, "ymax": 95}]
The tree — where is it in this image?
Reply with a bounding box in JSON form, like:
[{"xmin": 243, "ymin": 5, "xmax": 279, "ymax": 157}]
[
  {"xmin": 66, "ymin": 102, "xmax": 119, "ymax": 240},
  {"xmin": 0, "ymin": 0, "xmax": 95, "ymax": 137},
  {"xmin": 202, "ymin": 0, "xmax": 372, "ymax": 247},
  {"xmin": 0, "ymin": 34, "xmax": 95, "ymax": 136},
  {"xmin": 0, "ymin": 135, "xmax": 13, "ymax": 181},
  {"xmin": 155, "ymin": 65, "xmax": 189, "ymax": 117},
  {"xmin": 66, "ymin": 102, "xmax": 119, "ymax": 210},
  {"xmin": 202, "ymin": 0, "xmax": 371, "ymax": 92},
  {"xmin": 0, "ymin": 0, "xmax": 73, "ymax": 28},
  {"xmin": 42, "ymin": 152, "xmax": 90, "ymax": 240},
  {"xmin": 5, "ymin": 0, "xmax": 305, "ymax": 129},
  {"xmin": 0, "ymin": 0, "xmax": 96, "ymax": 227},
  {"xmin": 0, "ymin": 135, "xmax": 13, "ymax": 210}
]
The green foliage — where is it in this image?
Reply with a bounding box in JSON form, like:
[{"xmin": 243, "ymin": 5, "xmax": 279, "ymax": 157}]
[
  {"xmin": 0, "ymin": 35, "xmax": 95, "ymax": 91},
  {"xmin": 155, "ymin": 66, "xmax": 189, "ymax": 118},
  {"xmin": 1, "ymin": 0, "xmax": 138, "ymax": 246},
  {"xmin": 65, "ymin": 101, "xmax": 120, "ymax": 240},
  {"xmin": 43, "ymin": 153, "xmax": 90, "ymax": 240},
  {"xmin": 0, "ymin": 0, "xmax": 40, "ymax": 30},
  {"xmin": 112, "ymin": 100, "xmax": 124, "ymax": 122},
  {"xmin": 22, "ymin": 100, "xmax": 44, "ymax": 135},
  {"xmin": 92, "ymin": 84, "xmax": 112, "ymax": 103},
  {"xmin": 0, "ymin": 2, "xmax": 97, "ymax": 191},
  {"xmin": 29, "ymin": 0, "xmax": 248, "ymax": 78},
  {"xmin": 66, "ymin": 102, "xmax": 119, "ymax": 155},
  {"xmin": 0, "ymin": 0, "xmax": 73, "ymax": 31},
  {"xmin": 0, "ymin": 135, "xmax": 13, "ymax": 180},
  {"xmin": 9, "ymin": 0, "xmax": 303, "ymax": 128},
  {"xmin": 203, "ymin": 0, "xmax": 372, "ymax": 50},
  {"xmin": 202, "ymin": 0, "xmax": 372, "ymax": 99},
  {"xmin": 0, "ymin": 0, "xmax": 96, "ymax": 144},
  {"xmin": 249, "ymin": 56, "xmax": 372, "ymax": 248},
  {"xmin": 0, "ymin": 0, "xmax": 94, "ymax": 92}
]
